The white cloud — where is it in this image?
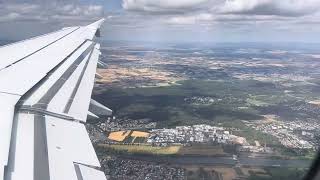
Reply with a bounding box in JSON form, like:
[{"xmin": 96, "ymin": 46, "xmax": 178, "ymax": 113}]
[
  {"xmin": 166, "ymin": 13, "xmax": 214, "ymax": 24},
  {"xmin": 122, "ymin": 0, "xmax": 210, "ymax": 13},
  {"xmin": 122, "ymin": 0, "xmax": 320, "ymax": 17},
  {"xmin": 0, "ymin": 2, "xmax": 104, "ymax": 23},
  {"xmin": 0, "ymin": 12, "xmax": 20, "ymax": 22},
  {"xmin": 59, "ymin": 4, "xmax": 103, "ymax": 17},
  {"xmin": 220, "ymin": 0, "xmax": 320, "ymax": 16},
  {"xmin": 0, "ymin": 0, "xmax": 320, "ymax": 42}
]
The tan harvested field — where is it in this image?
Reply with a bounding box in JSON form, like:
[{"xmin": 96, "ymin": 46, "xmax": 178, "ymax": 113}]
[
  {"xmin": 108, "ymin": 131, "xmax": 131, "ymax": 142},
  {"xmin": 96, "ymin": 66, "xmax": 182, "ymax": 87},
  {"xmin": 98, "ymin": 144, "xmax": 181, "ymax": 155},
  {"xmin": 131, "ymin": 131, "xmax": 150, "ymax": 137}
]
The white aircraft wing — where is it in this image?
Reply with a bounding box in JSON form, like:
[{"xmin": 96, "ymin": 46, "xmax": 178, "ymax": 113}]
[{"xmin": 0, "ymin": 19, "xmax": 110, "ymax": 180}]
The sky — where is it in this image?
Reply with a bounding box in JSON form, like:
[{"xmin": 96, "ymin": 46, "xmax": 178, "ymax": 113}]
[{"xmin": 0, "ymin": 0, "xmax": 320, "ymax": 43}]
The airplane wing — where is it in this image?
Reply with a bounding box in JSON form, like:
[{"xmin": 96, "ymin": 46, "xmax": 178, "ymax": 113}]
[{"xmin": 0, "ymin": 19, "xmax": 111, "ymax": 180}]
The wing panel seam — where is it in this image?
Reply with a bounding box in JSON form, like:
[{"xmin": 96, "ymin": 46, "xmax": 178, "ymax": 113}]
[
  {"xmin": 0, "ymin": 27, "xmax": 80, "ymax": 71},
  {"xmin": 33, "ymin": 43, "xmax": 95, "ymax": 109},
  {"xmin": 63, "ymin": 44, "xmax": 96, "ymax": 113}
]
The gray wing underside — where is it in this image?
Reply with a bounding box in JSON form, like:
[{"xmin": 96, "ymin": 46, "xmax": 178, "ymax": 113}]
[{"xmin": 0, "ymin": 19, "xmax": 109, "ymax": 180}]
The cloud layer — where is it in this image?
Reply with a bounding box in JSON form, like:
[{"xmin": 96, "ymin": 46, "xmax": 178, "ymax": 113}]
[
  {"xmin": 0, "ymin": 0, "xmax": 320, "ymax": 42},
  {"xmin": 122, "ymin": 0, "xmax": 320, "ymax": 16},
  {"xmin": 122, "ymin": 0, "xmax": 210, "ymax": 13},
  {"xmin": 221, "ymin": 0, "xmax": 320, "ymax": 16},
  {"xmin": 0, "ymin": 1, "xmax": 104, "ymax": 23}
]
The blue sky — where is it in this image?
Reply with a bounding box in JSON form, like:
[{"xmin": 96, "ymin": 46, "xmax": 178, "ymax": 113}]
[{"xmin": 0, "ymin": 0, "xmax": 320, "ymax": 43}]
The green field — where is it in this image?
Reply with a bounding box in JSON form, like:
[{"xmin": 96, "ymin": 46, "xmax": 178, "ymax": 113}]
[
  {"xmin": 93, "ymin": 79, "xmax": 282, "ymax": 128},
  {"xmin": 178, "ymin": 144, "xmax": 226, "ymax": 156},
  {"xmin": 248, "ymin": 167, "xmax": 308, "ymax": 180}
]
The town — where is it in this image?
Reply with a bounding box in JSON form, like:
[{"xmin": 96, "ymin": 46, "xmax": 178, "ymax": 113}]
[
  {"xmin": 100, "ymin": 156, "xmax": 185, "ymax": 180},
  {"xmin": 243, "ymin": 118, "xmax": 319, "ymax": 150},
  {"xmin": 98, "ymin": 117, "xmax": 157, "ymax": 131},
  {"xmin": 147, "ymin": 124, "xmax": 247, "ymax": 145}
]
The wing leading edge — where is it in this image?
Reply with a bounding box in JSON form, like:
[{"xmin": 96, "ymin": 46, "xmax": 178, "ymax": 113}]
[{"xmin": 0, "ymin": 19, "xmax": 108, "ymax": 180}]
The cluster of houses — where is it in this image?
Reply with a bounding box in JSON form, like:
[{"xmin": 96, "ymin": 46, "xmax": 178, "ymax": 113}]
[
  {"xmin": 244, "ymin": 120, "xmax": 317, "ymax": 150},
  {"xmin": 147, "ymin": 124, "xmax": 248, "ymax": 146}
]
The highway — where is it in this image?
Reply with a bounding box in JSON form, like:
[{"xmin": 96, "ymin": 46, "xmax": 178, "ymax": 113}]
[
  {"xmin": 238, "ymin": 157, "xmax": 311, "ymax": 168},
  {"xmin": 121, "ymin": 155, "xmax": 312, "ymax": 168}
]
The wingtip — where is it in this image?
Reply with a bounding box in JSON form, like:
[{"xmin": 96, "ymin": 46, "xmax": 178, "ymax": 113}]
[
  {"xmin": 87, "ymin": 18, "xmax": 105, "ymax": 29},
  {"xmin": 96, "ymin": 18, "xmax": 106, "ymax": 24}
]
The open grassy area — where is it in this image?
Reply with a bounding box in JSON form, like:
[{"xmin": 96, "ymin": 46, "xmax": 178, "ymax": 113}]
[
  {"xmin": 178, "ymin": 144, "xmax": 226, "ymax": 156},
  {"xmin": 185, "ymin": 167, "xmax": 222, "ymax": 180},
  {"xmin": 248, "ymin": 167, "xmax": 307, "ymax": 180},
  {"xmin": 277, "ymin": 147, "xmax": 317, "ymax": 160},
  {"xmin": 234, "ymin": 126, "xmax": 280, "ymax": 146},
  {"xmin": 98, "ymin": 144, "xmax": 181, "ymax": 155},
  {"xmin": 217, "ymin": 120, "xmax": 280, "ymax": 146}
]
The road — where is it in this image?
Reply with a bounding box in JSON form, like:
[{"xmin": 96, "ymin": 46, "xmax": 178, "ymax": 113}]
[
  {"xmin": 120, "ymin": 155, "xmax": 312, "ymax": 168},
  {"xmin": 238, "ymin": 157, "xmax": 311, "ymax": 168}
]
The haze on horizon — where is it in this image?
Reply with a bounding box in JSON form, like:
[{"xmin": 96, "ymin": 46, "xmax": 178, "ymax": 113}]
[{"xmin": 0, "ymin": 0, "xmax": 320, "ymax": 43}]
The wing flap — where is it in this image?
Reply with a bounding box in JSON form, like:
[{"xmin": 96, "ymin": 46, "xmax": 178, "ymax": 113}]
[
  {"xmin": 6, "ymin": 113, "xmax": 35, "ymax": 180},
  {"xmin": 67, "ymin": 44, "xmax": 101, "ymax": 121},
  {"xmin": 46, "ymin": 116, "xmax": 101, "ymax": 180},
  {"xmin": 46, "ymin": 43, "xmax": 94, "ymax": 114},
  {"xmin": 0, "ymin": 94, "xmax": 20, "ymax": 179},
  {"xmin": 22, "ymin": 41, "xmax": 93, "ymax": 106},
  {"xmin": 75, "ymin": 164, "xmax": 107, "ymax": 180}
]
